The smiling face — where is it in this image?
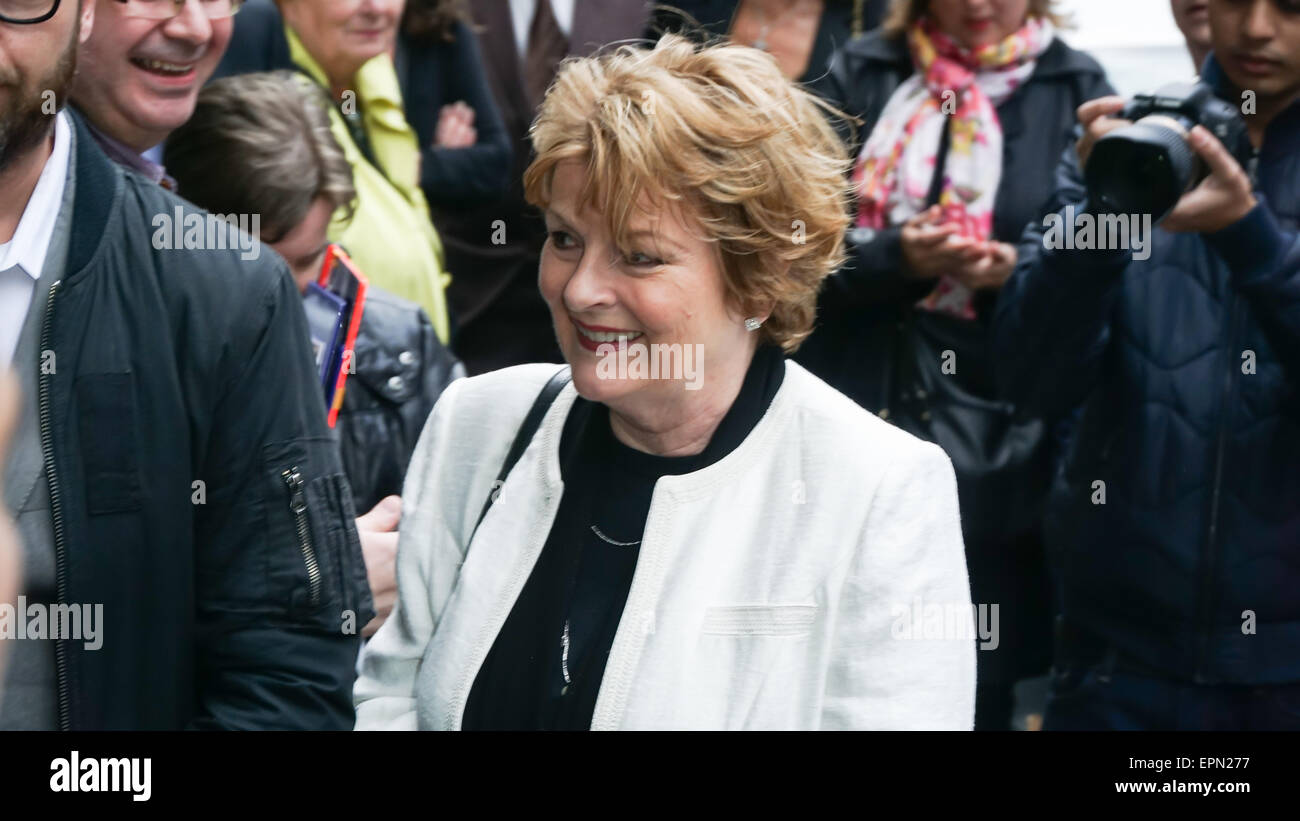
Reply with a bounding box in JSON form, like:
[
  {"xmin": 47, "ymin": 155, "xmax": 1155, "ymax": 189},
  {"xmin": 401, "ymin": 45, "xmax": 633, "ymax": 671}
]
[
  {"xmin": 539, "ymin": 159, "xmax": 757, "ymax": 414},
  {"xmin": 929, "ymin": 0, "xmax": 1031, "ymax": 49},
  {"xmin": 71, "ymin": 0, "xmax": 231, "ymax": 151},
  {"xmin": 1210, "ymin": 0, "xmax": 1300, "ymax": 106},
  {"xmin": 280, "ymin": 0, "xmax": 404, "ymax": 91}
]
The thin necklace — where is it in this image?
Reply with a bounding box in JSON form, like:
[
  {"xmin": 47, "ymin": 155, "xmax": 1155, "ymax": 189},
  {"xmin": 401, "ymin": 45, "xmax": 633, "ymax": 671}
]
[
  {"xmin": 590, "ymin": 524, "xmax": 640, "ymax": 547},
  {"xmin": 560, "ymin": 619, "xmax": 572, "ymax": 692}
]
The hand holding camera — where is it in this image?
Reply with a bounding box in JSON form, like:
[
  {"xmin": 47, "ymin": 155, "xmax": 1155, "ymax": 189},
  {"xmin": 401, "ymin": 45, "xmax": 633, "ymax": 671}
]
[
  {"xmin": 1079, "ymin": 83, "xmax": 1258, "ymax": 234},
  {"xmin": 1160, "ymin": 126, "xmax": 1258, "ymax": 234}
]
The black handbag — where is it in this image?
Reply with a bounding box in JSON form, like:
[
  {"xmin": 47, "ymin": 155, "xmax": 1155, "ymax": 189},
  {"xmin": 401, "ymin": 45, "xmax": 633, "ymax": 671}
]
[{"xmin": 881, "ymin": 119, "xmax": 1050, "ymax": 544}]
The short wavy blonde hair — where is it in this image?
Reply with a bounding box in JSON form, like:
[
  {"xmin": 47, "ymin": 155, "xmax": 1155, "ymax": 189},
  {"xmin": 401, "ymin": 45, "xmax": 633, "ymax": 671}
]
[{"xmin": 523, "ymin": 34, "xmax": 851, "ymax": 353}]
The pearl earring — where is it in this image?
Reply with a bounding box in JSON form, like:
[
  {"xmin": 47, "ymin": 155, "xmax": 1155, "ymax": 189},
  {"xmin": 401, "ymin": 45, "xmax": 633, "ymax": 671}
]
[{"xmin": 744, "ymin": 317, "xmax": 763, "ymax": 332}]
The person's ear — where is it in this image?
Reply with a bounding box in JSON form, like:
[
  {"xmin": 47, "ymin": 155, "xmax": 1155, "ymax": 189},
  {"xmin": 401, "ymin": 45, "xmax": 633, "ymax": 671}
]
[{"xmin": 79, "ymin": 0, "xmax": 95, "ymax": 46}]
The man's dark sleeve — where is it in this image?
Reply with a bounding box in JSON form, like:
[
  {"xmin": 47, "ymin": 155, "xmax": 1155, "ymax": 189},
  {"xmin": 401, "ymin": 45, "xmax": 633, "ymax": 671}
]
[
  {"xmin": 190, "ymin": 261, "xmax": 374, "ymax": 730},
  {"xmin": 993, "ymin": 140, "xmax": 1131, "ymax": 419},
  {"xmin": 1203, "ymin": 201, "xmax": 1300, "ymax": 379}
]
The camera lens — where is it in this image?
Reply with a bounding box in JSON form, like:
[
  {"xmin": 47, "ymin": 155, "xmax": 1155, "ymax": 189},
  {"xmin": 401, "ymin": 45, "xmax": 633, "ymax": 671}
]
[{"xmin": 1084, "ymin": 118, "xmax": 1198, "ymax": 220}]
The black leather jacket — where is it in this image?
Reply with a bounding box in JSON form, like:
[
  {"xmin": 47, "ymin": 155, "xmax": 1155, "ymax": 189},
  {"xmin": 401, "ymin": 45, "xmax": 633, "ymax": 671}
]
[{"xmin": 335, "ymin": 288, "xmax": 464, "ymax": 514}]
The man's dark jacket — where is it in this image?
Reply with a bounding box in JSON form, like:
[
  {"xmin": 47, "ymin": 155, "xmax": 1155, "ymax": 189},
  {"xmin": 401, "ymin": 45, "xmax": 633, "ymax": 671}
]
[
  {"xmin": 42, "ymin": 112, "xmax": 373, "ymax": 728},
  {"xmin": 994, "ymin": 57, "xmax": 1300, "ymax": 684}
]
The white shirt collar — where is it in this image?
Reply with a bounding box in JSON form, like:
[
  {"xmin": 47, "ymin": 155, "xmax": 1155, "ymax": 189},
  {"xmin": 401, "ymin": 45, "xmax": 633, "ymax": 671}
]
[{"xmin": 0, "ymin": 110, "xmax": 72, "ymax": 284}]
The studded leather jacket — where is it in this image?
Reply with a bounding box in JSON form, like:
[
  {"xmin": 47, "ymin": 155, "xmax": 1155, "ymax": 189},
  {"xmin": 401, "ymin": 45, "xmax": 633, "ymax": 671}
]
[{"xmin": 335, "ymin": 287, "xmax": 465, "ymax": 514}]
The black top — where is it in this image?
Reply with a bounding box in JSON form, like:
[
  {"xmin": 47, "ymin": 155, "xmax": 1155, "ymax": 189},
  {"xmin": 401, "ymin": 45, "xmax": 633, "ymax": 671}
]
[{"xmin": 462, "ymin": 345, "xmax": 785, "ymax": 730}]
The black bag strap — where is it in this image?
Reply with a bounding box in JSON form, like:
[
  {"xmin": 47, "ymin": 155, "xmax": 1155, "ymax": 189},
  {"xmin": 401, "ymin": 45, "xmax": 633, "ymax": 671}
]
[
  {"xmin": 925, "ymin": 115, "xmax": 954, "ymax": 209},
  {"xmin": 471, "ymin": 366, "xmax": 572, "ymax": 539}
]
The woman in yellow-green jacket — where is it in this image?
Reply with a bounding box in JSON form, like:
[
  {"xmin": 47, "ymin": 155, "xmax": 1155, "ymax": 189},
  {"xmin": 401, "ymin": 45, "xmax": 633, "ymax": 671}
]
[{"xmin": 215, "ymin": 0, "xmax": 451, "ymax": 342}]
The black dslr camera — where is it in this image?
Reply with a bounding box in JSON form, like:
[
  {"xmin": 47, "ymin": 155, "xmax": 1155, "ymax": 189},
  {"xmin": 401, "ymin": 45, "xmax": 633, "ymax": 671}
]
[{"xmin": 1083, "ymin": 82, "xmax": 1253, "ymax": 221}]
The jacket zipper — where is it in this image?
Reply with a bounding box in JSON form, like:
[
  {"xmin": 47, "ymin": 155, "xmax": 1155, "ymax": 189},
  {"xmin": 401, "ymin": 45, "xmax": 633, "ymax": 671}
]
[
  {"xmin": 37, "ymin": 280, "xmax": 71, "ymax": 731},
  {"xmin": 1196, "ymin": 297, "xmax": 1241, "ymax": 682},
  {"xmin": 282, "ymin": 467, "xmax": 322, "ymax": 607},
  {"xmin": 1195, "ymin": 148, "xmax": 1259, "ymax": 681}
]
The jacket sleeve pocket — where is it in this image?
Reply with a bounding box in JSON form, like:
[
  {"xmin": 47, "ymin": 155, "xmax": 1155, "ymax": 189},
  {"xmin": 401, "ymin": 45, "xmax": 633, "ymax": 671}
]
[
  {"xmin": 258, "ymin": 437, "xmax": 374, "ymax": 628},
  {"xmin": 75, "ymin": 372, "xmax": 142, "ymax": 514}
]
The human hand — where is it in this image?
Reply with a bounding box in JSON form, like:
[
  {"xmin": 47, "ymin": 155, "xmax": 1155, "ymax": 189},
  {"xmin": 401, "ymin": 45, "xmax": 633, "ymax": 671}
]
[
  {"xmin": 950, "ymin": 241, "xmax": 1017, "ymax": 291},
  {"xmin": 1161, "ymin": 125, "xmax": 1258, "ymax": 234},
  {"xmin": 1075, "ymin": 96, "xmax": 1131, "ymax": 168},
  {"xmin": 356, "ymin": 495, "xmax": 401, "ymax": 638},
  {"xmin": 900, "ymin": 205, "xmax": 985, "ymax": 280},
  {"xmin": 434, "ymin": 101, "xmax": 477, "ymax": 148}
]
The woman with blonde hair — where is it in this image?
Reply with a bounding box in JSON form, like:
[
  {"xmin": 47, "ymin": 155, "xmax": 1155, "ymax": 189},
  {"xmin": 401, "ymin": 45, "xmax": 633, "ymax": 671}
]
[
  {"xmin": 797, "ymin": 0, "xmax": 1115, "ymax": 729},
  {"xmin": 355, "ymin": 34, "xmax": 974, "ymax": 730}
]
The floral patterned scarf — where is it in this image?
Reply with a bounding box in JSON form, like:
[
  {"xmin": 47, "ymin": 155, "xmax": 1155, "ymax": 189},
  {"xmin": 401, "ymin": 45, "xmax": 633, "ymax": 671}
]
[{"xmin": 852, "ymin": 16, "xmax": 1056, "ymax": 319}]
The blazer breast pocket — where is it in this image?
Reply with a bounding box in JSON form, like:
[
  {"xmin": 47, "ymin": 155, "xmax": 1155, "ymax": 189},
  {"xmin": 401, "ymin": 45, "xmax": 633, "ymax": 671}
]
[{"xmin": 701, "ymin": 604, "xmax": 819, "ymax": 637}]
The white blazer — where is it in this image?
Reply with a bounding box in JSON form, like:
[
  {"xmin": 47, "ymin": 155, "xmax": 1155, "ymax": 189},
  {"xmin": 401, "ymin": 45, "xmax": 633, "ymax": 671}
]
[{"xmin": 354, "ymin": 361, "xmax": 975, "ymax": 730}]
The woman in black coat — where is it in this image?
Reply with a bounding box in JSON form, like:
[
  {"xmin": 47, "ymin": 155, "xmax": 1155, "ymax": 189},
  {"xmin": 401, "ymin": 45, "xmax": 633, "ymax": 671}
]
[
  {"xmin": 796, "ymin": 0, "xmax": 1115, "ymax": 730},
  {"xmin": 397, "ymin": 0, "xmax": 514, "ymax": 208}
]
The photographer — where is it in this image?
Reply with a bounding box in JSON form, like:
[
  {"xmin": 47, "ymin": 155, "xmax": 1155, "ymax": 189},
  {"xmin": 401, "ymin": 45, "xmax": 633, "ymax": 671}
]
[{"xmin": 995, "ymin": 0, "xmax": 1300, "ymax": 730}]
